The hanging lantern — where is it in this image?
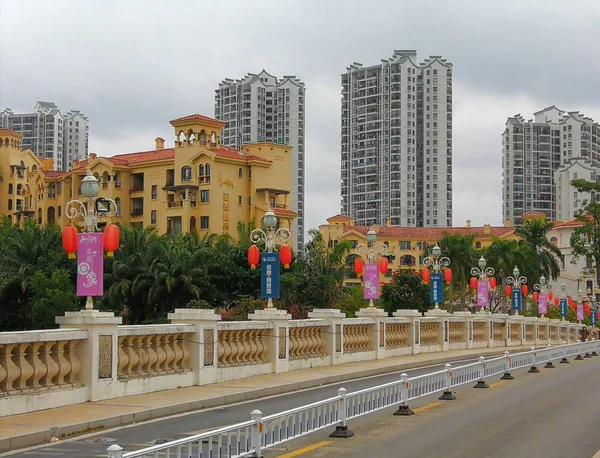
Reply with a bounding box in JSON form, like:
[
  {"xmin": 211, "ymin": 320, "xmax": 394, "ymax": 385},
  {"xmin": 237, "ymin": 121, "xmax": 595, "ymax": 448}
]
[
  {"xmin": 103, "ymin": 223, "xmax": 120, "ymax": 258},
  {"xmin": 280, "ymin": 245, "xmax": 292, "ymax": 269},
  {"xmin": 547, "ymin": 291, "xmax": 554, "ymax": 301},
  {"xmin": 489, "ymin": 277, "xmax": 497, "ymax": 289},
  {"xmin": 568, "ymin": 296, "xmax": 573, "ymax": 306},
  {"xmin": 554, "ymin": 297, "xmax": 559, "ymax": 306},
  {"xmin": 62, "ymin": 225, "xmax": 78, "ymax": 259},
  {"xmin": 379, "ymin": 257, "xmax": 389, "ymax": 275},
  {"xmin": 505, "ymin": 285, "xmax": 512, "ymax": 297},
  {"xmin": 521, "ymin": 285, "xmax": 528, "ymax": 296},
  {"xmin": 354, "ymin": 257, "xmax": 364, "ymax": 276},
  {"xmin": 532, "ymin": 291, "xmax": 539, "ymax": 302},
  {"xmin": 470, "ymin": 277, "xmax": 478, "ymax": 290},
  {"xmin": 444, "ymin": 268, "xmax": 453, "ymax": 284},
  {"xmin": 248, "ymin": 245, "xmax": 260, "ymax": 270},
  {"xmin": 421, "ymin": 268, "xmax": 431, "ymax": 284}
]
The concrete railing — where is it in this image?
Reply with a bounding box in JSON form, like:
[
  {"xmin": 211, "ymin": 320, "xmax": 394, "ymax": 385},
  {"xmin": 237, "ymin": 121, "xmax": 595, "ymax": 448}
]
[{"xmin": 0, "ymin": 307, "xmax": 595, "ymax": 417}]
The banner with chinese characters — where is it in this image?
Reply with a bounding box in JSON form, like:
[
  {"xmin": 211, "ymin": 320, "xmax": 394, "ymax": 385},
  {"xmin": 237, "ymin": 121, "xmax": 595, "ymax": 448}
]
[
  {"xmin": 260, "ymin": 252, "xmax": 280, "ymax": 299},
  {"xmin": 363, "ymin": 263, "xmax": 379, "ymax": 300},
  {"xmin": 77, "ymin": 232, "xmax": 104, "ymax": 297},
  {"xmin": 560, "ymin": 299, "xmax": 568, "ymax": 317},
  {"xmin": 592, "ymin": 310, "xmax": 598, "ymax": 326},
  {"xmin": 511, "ymin": 288, "xmax": 522, "ymax": 311},
  {"xmin": 538, "ymin": 294, "xmax": 548, "ymax": 315},
  {"xmin": 476, "ymin": 280, "xmax": 489, "ymax": 307},
  {"xmin": 430, "ymin": 272, "xmax": 443, "ymax": 304},
  {"xmin": 577, "ymin": 302, "xmax": 584, "ymax": 321}
]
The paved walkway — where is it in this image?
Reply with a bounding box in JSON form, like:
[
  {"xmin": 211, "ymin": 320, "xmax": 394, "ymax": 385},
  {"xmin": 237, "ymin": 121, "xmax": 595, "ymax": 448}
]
[{"xmin": 0, "ymin": 345, "xmax": 531, "ymax": 453}]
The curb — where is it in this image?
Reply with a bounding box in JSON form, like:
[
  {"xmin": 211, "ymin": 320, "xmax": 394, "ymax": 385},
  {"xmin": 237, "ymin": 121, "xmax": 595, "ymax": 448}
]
[{"xmin": 0, "ymin": 347, "xmax": 528, "ymax": 454}]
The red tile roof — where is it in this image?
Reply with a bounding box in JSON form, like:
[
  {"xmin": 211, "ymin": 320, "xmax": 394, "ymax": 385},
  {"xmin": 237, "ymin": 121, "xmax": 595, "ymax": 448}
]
[
  {"xmin": 110, "ymin": 148, "xmax": 175, "ymax": 164},
  {"xmin": 327, "ymin": 214, "xmax": 354, "ymax": 222},
  {"xmin": 0, "ymin": 128, "xmax": 21, "ymax": 138},
  {"xmin": 210, "ymin": 145, "xmax": 270, "ymax": 163},
  {"xmin": 41, "ymin": 170, "xmax": 67, "ymax": 178},
  {"xmin": 170, "ymin": 114, "xmax": 224, "ymax": 125},
  {"xmin": 273, "ymin": 207, "xmax": 297, "ymax": 217},
  {"xmin": 552, "ymin": 217, "xmax": 590, "ymax": 228},
  {"xmin": 343, "ymin": 225, "xmax": 515, "ymax": 239}
]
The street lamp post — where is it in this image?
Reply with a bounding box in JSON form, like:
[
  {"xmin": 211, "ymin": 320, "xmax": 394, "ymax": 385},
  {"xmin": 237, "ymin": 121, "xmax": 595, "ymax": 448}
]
[
  {"xmin": 470, "ymin": 256, "xmax": 495, "ymax": 313},
  {"xmin": 505, "ymin": 266, "xmax": 527, "ymax": 316},
  {"xmin": 558, "ymin": 283, "xmax": 571, "ymax": 321},
  {"xmin": 532, "ymin": 276, "xmax": 551, "ymax": 317},
  {"xmin": 250, "ymin": 208, "xmax": 291, "ymax": 309},
  {"xmin": 65, "ymin": 168, "xmax": 118, "ymax": 310},
  {"xmin": 423, "ymin": 244, "xmax": 451, "ymax": 310},
  {"xmin": 575, "ymin": 289, "xmax": 585, "ymax": 325},
  {"xmin": 355, "ymin": 227, "xmax": 388, "ymax": 308}
]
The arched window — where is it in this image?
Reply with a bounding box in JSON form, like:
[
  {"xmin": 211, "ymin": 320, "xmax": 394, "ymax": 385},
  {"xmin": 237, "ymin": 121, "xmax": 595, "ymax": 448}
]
[
  {"xmin": 181, "ymin": 166, "xmax": 192, "ymax": 182},
  {"xmin": 399, "ymin": 255, "xmax": 416, "ymax": 266},
  {"xmin": 199, "ymin": 130, "xmax": 207, "ymax": 145},
  {"xmin": 187, "ymin": 129, "xmax": 195, "ymax": 145},
  {"xmin": 238, "ymin": 168, "xmax": 243, "ymax": 178},
  {"xmin": 205, "ymin": 164, "xmax": 211, "ymax": 176},
  {"xmin": 475, "ymin": 241, "xmax": 481, "ymax": 249},
  {"xmin": 210, "ymin": 132, "xmax": 217, "ymax": 146},
  {"xmin": 16, "ymin": 184, "xmax": 22, "ymax": 195},
  {"xmin": 199, "ymin": 164, "xmax": 204, "ymax": 176},
  {"xmin": 177, "ymin": 130, "xmax": 186, "ymax": 146},
  {"xmin": 47, "ymin": 207, "xmax": 55, "ymax": 224},
  {"xmin": 32, "ymin": 165, "xmax": 37, "ymax": 171},
  {"xmin": 48, "ymin": 183, "xmax": 56, "ymax": 198},
  {"xmin": 37, "ymin": 208, "xmax": 42, "ymax": 224},
  {"xmin": 8, "ymin": 199, "xmax": 12, "ymax": 211},
  {"xmin": 8, "ymin": 184, "xmax": 13, "ymax": 194},
  {"xmin": 550, "ymin": 236, "xmax": 558, "ymax": 245},
  {"xmin": 190, "ymin": 216, "xmax": 196, "ymax": 232}
]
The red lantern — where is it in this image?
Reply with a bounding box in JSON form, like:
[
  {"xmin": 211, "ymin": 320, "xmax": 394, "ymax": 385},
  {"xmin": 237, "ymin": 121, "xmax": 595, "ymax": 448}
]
[
  {"xmin": 521, "ymin": 285, "xmax": 528, "ymax": 296},
  {"xmin": 489, "ymin": 277, "xmax": 497, "ymax": 289},
  {"xmin": 103, "ymin": 223, "xmax": 120, "ymax": 258},
  {"xmin": 379, "ymin": 257, "xmax": 389, "ymax": 275},
  {"xmin": 444, "ymin": 268, "xmax": 453, "ymax": 284},
  {"xmin": 470, "ymin": 277, "xmax": 478, "ymax": 290},
  {"xmin": 505, "ymin": 285, "xmax": 512, "ymax": 297},
  {"xmin": 62, "ymin": 225, "xmax": 78, "ymax": 260},
  {"xmin": 554, "ymin": 297, "xmax": 559, "ymax": 306},
  {"xmin": 280, "ymin": 245, "xmax": 292, "ymax": 269},
  {"xmin": 547, "ymin": 291, "xmax": 554, "ymax": 301},
  {"xmin": 354, "ymin": 257, "xmax": 364, "ymax": 276},
  {"xmin": 533, "ymin": 291, "xmax": 539, "ymax": 302},
  {"xmin": 248, "ymin": 245, "xmax": 260, "ymax": 270},
  {"xmin": 568, "ymin": 296, "xmax": 574, "ymax": 306},
  {"xmin": 421, "ymin": 268, "xmax": 431, "ymax": 284}
]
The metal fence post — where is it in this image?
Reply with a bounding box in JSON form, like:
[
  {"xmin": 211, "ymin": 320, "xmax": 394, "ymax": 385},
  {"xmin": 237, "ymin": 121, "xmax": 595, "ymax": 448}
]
[
  {"xmin": 584, "ymin": 339, "xmax": 592, "ymax": 358},
  {"xmin": 329, "ymin": 388, "xmax": 354, "ymax": 438},
  {"xmin": 474, "ymin": 356, "xmax": 489, "ymax": 388},
  {"xmin": 251, "ymin": 409, "xmax": 263, "ymax": 457},
  {"xmin": 575, "ymin": 339, "xmax": 584, "ymax": 360},
  {"xmin": 528, "ymin": 346, "xmax": 540, "ymax": 373},
  {"xmin": 106, "ymin": 444, "xmax": 123, "ymax": 458},
  {"xmin": 439, "ymin": 363, "xmax": 456, "ymax": 400},
  {"xmin": 560, "ymin": 341, "xmax": 569, "ymax": 364},
  {"xmin": 501, "ymin": 351, "xmax": 514, "ymax": 380},
  {"xmin": 544, "ymin": 343, "xmax": 555, "ymax": 368},
  {"xmin": 394, "ymin": 373, "xmax": 414, "ymax": 416}
]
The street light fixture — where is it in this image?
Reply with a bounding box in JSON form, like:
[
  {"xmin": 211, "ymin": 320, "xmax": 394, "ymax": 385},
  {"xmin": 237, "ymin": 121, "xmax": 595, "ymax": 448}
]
[
  {"xmin": 505, "ymin": 266, "xmax": 527, "ymax": 315},
  {"xmin": 470, "ymin": 256, "xmax": 495, "ymax": 312},
  {"xmin": 355, "ymin": 226, "xmax": 388, "ymax": 308},
  {"xmin": 423, "ymin": 244, "xmax": 451, "ymax": 310},
  {"xmin": 532, "ymin": 276, "xmax": 552, "ymax": 317}
]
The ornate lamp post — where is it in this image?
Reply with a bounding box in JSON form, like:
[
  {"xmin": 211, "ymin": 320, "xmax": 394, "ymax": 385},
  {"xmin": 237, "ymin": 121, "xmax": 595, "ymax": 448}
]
[
  {"xmin": 249, "ymin": 208, "xmax": 291, "ymax": 309},
  {"xmin": 505, "ymin": 266, "xmax": 527, "ymax": 316},
  {"xmin": 532, "ymin": 276, "xmax": 551, "ymax": 317},
  {"xmin": 575, "ymin": 289, "xmax": 585, "ymax": 325},
  {"xmin": 422, "ymin": 244, "xmax": 451, "ymax": 310},
  {"xmin": 587, "ymin": 287, "xmax": 599, "ymax": 328},
  {"xmin": 354, "ymin": 227, "xmax": 388, "ymax": 309},
  {"xmin": 63, "ymin": 168, "xmax": 119, "ymax": 310},
  {"xmin": 469, "ymin": 256, "xmax": 495, "ymax": 312},
  {"xmin": 558, "ymin": 283, "xmax": 571, "ymax": 321}
]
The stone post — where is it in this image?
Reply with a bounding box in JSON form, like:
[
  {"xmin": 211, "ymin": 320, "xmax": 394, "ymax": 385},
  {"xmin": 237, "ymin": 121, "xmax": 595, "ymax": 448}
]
[
  {"xmin": 356, "ymin": 307, "xmax": 388, "ymax": 359},
  {"xmin": 393, "ymin": 309, "xmax": 421, "ymax": 354},
  {"xmin": 308, "ymin": 309, "xmax": 346, "ymax": 365},
  {"xmin": 249, "ymin": 308, "xmax": 291, "ymax": 373},
  {"xmin": 536, "ymin": 317, "xmax": 550, "ymax": 346},
  {"xmin": 426, "ymin": 309, "xmax": 449, "ymax": 351},
  {"xmin": 506, "ymin": 315, "xmax": 524, "ymax": 347},
  {"xmin": 168, "ymin": 308, "xmax": 221, "ymax": 385},
  {"xmin": 56, "ymin": 310, "xmax": 122, "ymax": 402}
]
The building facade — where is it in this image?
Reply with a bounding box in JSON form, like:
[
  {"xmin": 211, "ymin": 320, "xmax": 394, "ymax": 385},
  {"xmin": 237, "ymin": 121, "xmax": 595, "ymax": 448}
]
[
  {"xmin": 502, "ymin": 106, "xmax": 600, "ymax": 225},
  {"xmin": 341, "ymin": 50, "xmax": 453, "ymax": 228},
  {"xmin": 555, "ymin": 157, "xmax": 600, "ymax": 221},
  {"xmin": 0, "ymin": 102, "xmax": 89, "ymax": 172},
  {"xmin": 0, "ymin": 114, "xmax": 296, "ymax": 237},
  {"xmin": 215, "ymin": 70, "xmax": 305, "ymax": 252}
]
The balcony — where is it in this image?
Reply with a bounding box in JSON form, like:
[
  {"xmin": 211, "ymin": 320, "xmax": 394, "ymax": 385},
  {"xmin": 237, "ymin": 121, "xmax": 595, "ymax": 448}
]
[
  {"xmin": 131, "ymin": 208, "xmax": 144, "ymax": 217},
  {"xmin": 129, "ymin": 187, "xmax": 144, "ymax": 194},
  {"xmin": 167, "ymin": 201, "xmax": 183, "ymax": 208},
  {"xmin": 114, "ymin": 182, "xmax": 122, "ymax": 189}
]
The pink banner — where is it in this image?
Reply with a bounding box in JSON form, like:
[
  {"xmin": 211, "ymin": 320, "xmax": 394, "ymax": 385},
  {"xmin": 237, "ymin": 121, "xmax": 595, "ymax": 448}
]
[
  {"xmin": 363, "ymin": 263, "xmax": 379, "ymax": 300},
  {"xmin": 77, "ymin": 232, "xmax": 104, "ymax": 297},
  {"xmin": 577, "ymin": 302, "xmax": 584, "ymax": 321},
  {"xmin": 538, "ymin": 294, "xmax": 548, "ymax": 315},
  {"xmin": 476, "ymin": 280, "xmax": 489, "ymax": 307}
]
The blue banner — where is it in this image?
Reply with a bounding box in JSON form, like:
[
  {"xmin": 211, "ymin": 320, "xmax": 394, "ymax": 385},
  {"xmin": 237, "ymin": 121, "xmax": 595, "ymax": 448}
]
[
  {"xmin": 511, "ymin": 288, "xmax": 522, "ymax": 311},
  {"xmin": 592, "ymin": 310, "xmax": 598, "ymax": 326},
  {"xmin": 560, "ymin": 299, "xmax": 568, "ymax": 317},
  {"xmin": 260, "ymin": 252, "xmax": 280, "ymax": 299},
  {"xmin": 430, "ymin": 273, "xmax": 443, "ymax": 304}
]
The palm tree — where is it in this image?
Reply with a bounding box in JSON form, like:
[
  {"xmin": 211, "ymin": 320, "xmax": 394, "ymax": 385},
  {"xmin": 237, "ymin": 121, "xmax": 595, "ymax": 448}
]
[{"xmin": 515, "ymin": 218, "xmax": 561, "ymax": 281}]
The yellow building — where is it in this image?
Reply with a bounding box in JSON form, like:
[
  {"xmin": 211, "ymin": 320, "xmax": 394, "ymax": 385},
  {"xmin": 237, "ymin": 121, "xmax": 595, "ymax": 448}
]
[
  {"xmin": 0, "ymin": 115, "xmax": 296, "ymax": 238},
  {"xmin": 320, "ymin": 215, "xmax": 517, "ymax": 285}
]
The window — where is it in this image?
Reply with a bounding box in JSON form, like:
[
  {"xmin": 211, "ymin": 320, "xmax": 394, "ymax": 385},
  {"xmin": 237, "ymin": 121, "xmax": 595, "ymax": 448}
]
[
  {"xmin": 238, "ymin": 195, "xmax": 243, "ymax": 206},
  {"xmin": 205, "ymin": 164, "xmax": 211, "ymax": 176},
  {"xmin": 8, "ymin": 199, "xmax": 12, "ymax": 211},
  {"xmin": 238, "ymin": 168, "xmax": 243, "ymax": 178},
  {"xmin": 399, "ymin": 241, "xmax": 411, "ymax": 250},
  {"xmin": 201, "ymin": 190, "xmax": 210, "ymax": 203},
  {"xmin": 151, "ymin": 185, "xmax": 157, "ymax": 200},
  {"xmin": 475, "ymin": 241, "xmax": 481, "ymax": 249},
  {"xmin": 151, "ymin": 210, "xmax": 157, "ymax": 225},
  {"xmin": 200, "ymin": 216, "xmax": 210, "ymax": 230},
  {"xmin": 181, "ymin": 166, "xmax": 192, "ymax": 182},
  {"xmin": 248, "ymin": 196, "xmax": 252, "ymax": 207}
]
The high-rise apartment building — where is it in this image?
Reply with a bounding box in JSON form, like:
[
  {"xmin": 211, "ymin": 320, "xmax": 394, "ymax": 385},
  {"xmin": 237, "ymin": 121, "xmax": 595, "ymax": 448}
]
[
  {"xmin": 341, "ymin": 50, "xmax": 453, "ymax": 228},
  {"xmin": 502, "ymin": 106, "xmax": 600, "ymax": 225},
  {"xmin": 215, "ymin": 70, "xmax": 305, "ymax": 252},
  {"xmin": 0, "ymin": 101, "xmax": 89, "ymax": 171}
]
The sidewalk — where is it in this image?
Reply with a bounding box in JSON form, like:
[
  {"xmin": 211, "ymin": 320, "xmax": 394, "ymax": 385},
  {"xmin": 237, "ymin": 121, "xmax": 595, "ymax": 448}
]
[{"xmin": 0, "ymin": 345, "xmax": 530, "ymax": 453}]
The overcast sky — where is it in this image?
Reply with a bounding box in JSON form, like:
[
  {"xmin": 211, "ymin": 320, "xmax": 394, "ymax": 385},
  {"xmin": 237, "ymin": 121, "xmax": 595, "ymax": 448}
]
[{"xmin": 2, "ymin": 0, "xmax": 599, "ymax": 234}]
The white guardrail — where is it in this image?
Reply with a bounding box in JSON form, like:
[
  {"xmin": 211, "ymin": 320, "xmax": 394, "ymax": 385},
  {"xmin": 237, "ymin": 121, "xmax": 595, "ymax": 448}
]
[{"xmin": 106, "ymin": 340, "xmax": 600, "ymax": 458}]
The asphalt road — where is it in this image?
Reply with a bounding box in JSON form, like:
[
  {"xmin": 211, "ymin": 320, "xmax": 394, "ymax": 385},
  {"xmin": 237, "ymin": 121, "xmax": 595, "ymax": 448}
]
[
  {"xmin": 264, "ymin": 357, "xmax": 600, "ymax": 458},
  {"xmin": 2, "ymin": 356, "xmax": 486, "ymax": 458}
]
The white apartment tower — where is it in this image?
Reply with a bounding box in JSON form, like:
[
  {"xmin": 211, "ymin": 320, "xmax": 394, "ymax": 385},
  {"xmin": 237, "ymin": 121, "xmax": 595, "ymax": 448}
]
[
  {"xmin": 0, "ymin": 101, "xmax": 89, "ymax": 171},
  {"xmin": 502, "ymin": 106, "xmax": 600, "ymax": 225},
  {"xmin": 341, "ymin": 50, "xmax": 453, "ymax": 227},
  {"xmin": 215, "ymin": 70, "xmax": 306, "ymax": 251}
]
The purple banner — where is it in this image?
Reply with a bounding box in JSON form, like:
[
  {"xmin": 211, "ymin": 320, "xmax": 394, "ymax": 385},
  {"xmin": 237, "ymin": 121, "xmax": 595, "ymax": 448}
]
[
  {"xmin": 363, "ymin": 263, "xmax": 379, "ymax": 300},
  {"xmin": 538, "ymin": 294, "xmax": 548, "ymax": 315},
  {"xmin": 77, "ymin": 232, "xmax": 104, "ymax": 297},
  {"xmin": 577, "ymin": 302, "xmax": 584, "ymax": 321},
  {"xmin": 476, "ymin": 280, "xmax": 489, "ymax": 307}
]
